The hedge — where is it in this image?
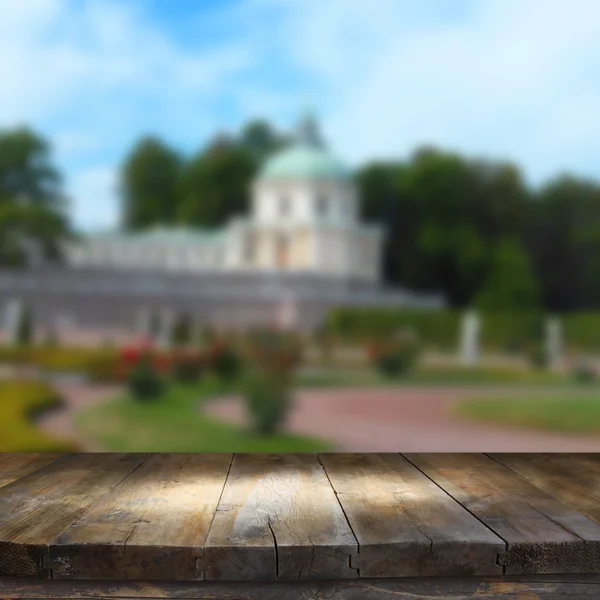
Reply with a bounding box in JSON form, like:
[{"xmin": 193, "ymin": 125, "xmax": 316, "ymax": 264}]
[
  {"xmin": 562, "ymin": 313, "xmax": 600, "ymax": 352},
  {"xmin": 323, "ymin": 308, "xmax": 550, "ymax": 352},
  {"xmin": 0, "ymin": 346, "xmax": 122, "ymax": 382},
  {"xmin": 324, "ymin": 308, "xmax": 462, "ymax": 350},
  {"xmin": 0, "ymin": 379, "xmax": 81, "ymax": 451}
]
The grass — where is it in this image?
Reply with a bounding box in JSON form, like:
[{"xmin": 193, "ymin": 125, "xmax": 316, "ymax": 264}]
[
  {"xmin": 454, "ymin": 392, "xmax": 600, "ymax": 434},
  {"xmin": 0, "ymin": 379, "xmax": 81, "ymax": 452},
  {"xmin": 74, "ymin": 375, "xmax": 333, "ymax": 452},
  {"xmin": 295, "ymin": 364, "xmax": 576, "ymax": 388}
]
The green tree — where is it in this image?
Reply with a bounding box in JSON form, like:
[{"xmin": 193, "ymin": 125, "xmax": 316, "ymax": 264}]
[
  {"xmin": 0, "ymin": 127, "xmax": 71, "ymax": 266},
  {"xmin": 178, "ymin": 138, "xmax": 257, "ymax": 228},
  {"xmin": 527, "ymin": 175, "xmax": 600, "ymax": 311},
  {"xmin": 0, "ymin": 127, "xmax": 64, "ymax": 207},
  {"xmin": 356, "ymin": 147, "xmax": 530, "ymax": 307},
  {"xmin": 120, "ymin": 136, "xmax": 182, "ymax": 230},
  {"xmin": 0, "ymin": 203, "xmax": 73, "ymax": 266},
  {"xmin": 239, "ymin": 119, "xmax": 289, "ymax": 163},
  {"xmin": 356, "ymin": 162, "xmax": 403, "ymax": 223},
  {"xmin": 474, "ymin": 237, "xmax": 540, "ymax": 311}
]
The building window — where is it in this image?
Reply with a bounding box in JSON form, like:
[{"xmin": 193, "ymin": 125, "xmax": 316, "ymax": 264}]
[
  {"xmin": 279, "ymin": 196, "xmax": 291, "ymax": 217},
  {"xmin": 316, "ymin": 195, "xmax": 328, "ymax": 216}
]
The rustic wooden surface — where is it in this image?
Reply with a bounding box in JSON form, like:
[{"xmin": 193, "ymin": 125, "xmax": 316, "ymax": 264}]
[
  {"xmin": 0, "ymin": 453, "xmax": 599, "ymax": 584},
  {"xmin": 2, "ymin": 575, "xmax": 600, "ymax": 599}
]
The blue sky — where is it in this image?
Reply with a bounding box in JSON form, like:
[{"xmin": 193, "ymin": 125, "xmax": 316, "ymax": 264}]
[{"xmin": 2, "ymin": 0, "xmax": 600, "ymax": 232}]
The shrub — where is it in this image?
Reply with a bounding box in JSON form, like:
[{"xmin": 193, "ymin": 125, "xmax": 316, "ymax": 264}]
[
  {"xmin": 245, "ymin": 328, "xmax": 303, "ymax": 374},
  {"xmin": 325, "ymin": 307, "xmax": 551, "ymax": 353},
  {"xmin": 241, "ymin": 329, "xmax": 303, "ymax": 436},
  {"xmin": 526, "ymin": 342, "xmax": 548, "ymax": 370},
  {"xmin": 326, "ymin": 307, "xmax": 460, "ymax": 350},
  {"xmin": 127, "ymin": 353, "xmax": 164, "ymax": 400},
  {"xmin": 243, "ymin": 372, "xmax": 293, "ymax": 436},
  {"xmin": 367, "ymin": 329, "xmax": 420, "ymax": 378},
  {"xmin": 572, "ymin": 357, "xmax": 596, "ymax": 385},
  {"xmin": 170, "ymin": 349, "xmax": 206, "ymax": 383},
  {"xmin": 208, "ymin": 341, "xmax": 241, "ymax": 380}
]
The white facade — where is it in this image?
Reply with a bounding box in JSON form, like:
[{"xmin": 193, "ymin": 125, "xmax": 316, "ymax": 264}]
[{"xmin": 65, "ymin": 113, "xmax": 384, "ymax": 283}]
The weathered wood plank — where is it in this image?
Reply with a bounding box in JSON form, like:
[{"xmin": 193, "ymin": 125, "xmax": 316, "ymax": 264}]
[
  {"xmin": 0, "ymin": 453, "xmax": 65, "ymax": 489},
  {"xmin": 201, "ymin": 453, "xmax": 358, "ymax": 581},
  {"xmin": 49, "ymin": 453, "xmax": 233, "ymax": 581},
  {"xmin": 320, "ymin": 453, "xmax": 505, "ymax": 577},
  {"xmin": 0, "ymin": 453, "xmax": 148, "ymax": 578},
  {"xmin": 3, "ymin": 575, "xmax": 600, "ymax": 599},
  {"xmin": 489, "ymin": 453, "xmax": 600, "ymax": 524},
  {"xmin": 404, "ymin": 453, "xmax": 600, "ymax": 575}
]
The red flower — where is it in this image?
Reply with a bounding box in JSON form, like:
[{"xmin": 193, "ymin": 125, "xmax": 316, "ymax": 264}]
[{"xmin": 120, "ymin": 346, "xmax": 141, "ymax": 364}]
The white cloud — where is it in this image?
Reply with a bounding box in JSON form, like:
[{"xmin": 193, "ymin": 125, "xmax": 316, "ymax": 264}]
[
  {"xmin": 0, "ymin": 0, "xmax": 255, "ymax": 230},
  {"xmin": 2, "ymin": 0, "xmax": 600, "ymax": 230},
  {"xmin": 267, "ymin": 0, "xmax": 600, "ymax": 184},
  {"xmin": 53, "ymin": 131, "xmax": 100, "ymax": 158}
]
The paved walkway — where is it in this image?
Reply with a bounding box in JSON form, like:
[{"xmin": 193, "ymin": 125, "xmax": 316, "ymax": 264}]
[{"xmin": 203, "ymin": 386, "xmax": 600, "ymax": 451}]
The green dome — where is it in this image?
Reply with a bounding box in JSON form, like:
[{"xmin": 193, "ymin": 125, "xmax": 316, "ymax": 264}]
[{"xmin": 258, "ymin": 110, "xmax": 350, "ymax": 182}]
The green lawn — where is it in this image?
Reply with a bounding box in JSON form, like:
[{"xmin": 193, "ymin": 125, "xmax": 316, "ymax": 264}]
[
  {"xmin": 74, "ymin": 376, "xmax": 333, "ymax": 452},
  {"xmin": 454, "ymin": 392, "xmax": 600, "ymax": 434},
  {"xmin": 295, "ymin": 364, "xmax": 578, "ymax": 388}
]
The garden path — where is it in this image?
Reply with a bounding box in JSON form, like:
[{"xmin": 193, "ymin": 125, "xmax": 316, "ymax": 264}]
[
  {"xmin": 36, "ymin": 381, "xmax": 122, "ymax": 451},
  {"xmin": 203, "ymin": 386, "xmax": 600, "ymax": 451}
]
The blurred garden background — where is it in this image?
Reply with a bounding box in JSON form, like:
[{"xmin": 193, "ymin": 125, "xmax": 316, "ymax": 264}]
[
  {"xmin": 3, "ymin": 0, "xmax": 600, "ymax": 452},
  {"xmin": 3, "ymin": 302, "xmax": 600, "ymax": 452},
  {"xmin": 4, "ymin": 120, "xmax": 600, "ymax": 452}
]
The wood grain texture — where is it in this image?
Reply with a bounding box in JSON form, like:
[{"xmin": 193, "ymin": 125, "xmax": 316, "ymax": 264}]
[
  {"xmin": 0, "ymin": 453, "xmax": 65, "ymax": 489},
  {"xmin": 2, "ymin": 453, "xmax": 600, "ymax": 583},
  {"xmin": 0, "ymin": 453, "xmax": 147, "ymax": 578},
  {"xmin": 201, "ymin": 453, "xmax": 358, "ymax": 581},
  {"xmin": 489, "ymin": 453, "xmax": 600, "ymax": 524},
  {"xmin": 404, "ymin": 453, "xmax": 600, "ymax": 576},
  {"xmin": 320, "ymin": 453, "xmax": 505, "ymax": 577},
  {"xmin": 49, "ymin": 453, "xmax": 232, "ymax": 581},
  {"xmin": 3, "ymin": 575, "xmax": 600, "ymax": 599}
]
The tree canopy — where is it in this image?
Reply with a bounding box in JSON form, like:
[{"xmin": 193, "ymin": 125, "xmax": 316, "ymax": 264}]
[
  {"xmin": 0, "ymin": 127, "xmax": 71, "ymax": 266},
  {"xmin": 114, "ymin": 117, "xmax": 600, "ymax": 313},
  {"xmin": 474, "ymin": 237, "xmax": 540, "ymax": 312},
  {"xmin": 177, "ymin": 139, "xmax": 257, "ymax": 228},
  {"xmin": 120, "ymin": 137, "xmax": 183, "ymax": 230}
]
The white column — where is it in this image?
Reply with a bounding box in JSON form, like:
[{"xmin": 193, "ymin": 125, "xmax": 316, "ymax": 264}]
[
  {"xmin": 545, "ymin": 317, "xmax": 562, "ymax": 366},
  {"xmin": 4, "ymin": 299, "xmax": 24, "ymax": 345},
  {"xmin": 459, "ymin": 310, "xmax": 479, "ymax": 366}
]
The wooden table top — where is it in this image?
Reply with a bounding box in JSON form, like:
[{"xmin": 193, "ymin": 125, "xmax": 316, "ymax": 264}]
[{"xmin": 0, "ymin": 452, "xmax": 599, "ymax": 582}]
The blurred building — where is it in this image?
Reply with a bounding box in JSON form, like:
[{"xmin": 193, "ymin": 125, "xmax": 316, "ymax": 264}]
[
  {"xmin": 0, "ymin": 111, "xmax": 444, "ymax": 335},
  {"xmin": 66, "ymin": 111, "xmax": 382, "ymax": 282}
]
